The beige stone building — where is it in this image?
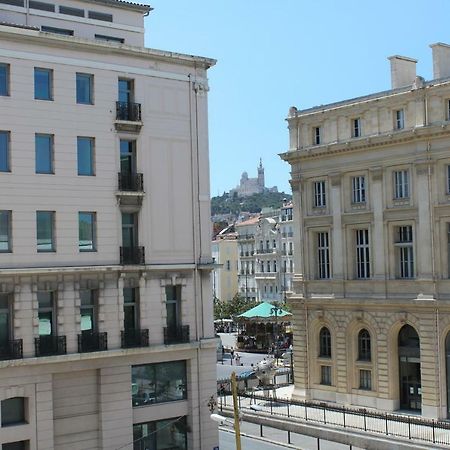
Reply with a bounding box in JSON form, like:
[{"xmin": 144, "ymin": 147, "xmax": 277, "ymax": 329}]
[
  {"xmin": 0, "ymin": 1, "xmax": 218, "ymax": 449},
  {"xmin": 282, "ymin": 44, "xmax": 450, "ymax": 419}
]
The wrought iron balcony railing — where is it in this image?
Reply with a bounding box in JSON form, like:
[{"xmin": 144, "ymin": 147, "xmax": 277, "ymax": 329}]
[
  {"xmin": 35, "ymin": 335, "xmax": 66, "ymax": 357},
  {"xmin": 163, "ymin": 325, "xmax": 190, "ymax": 345},
  {"xmin": 78, "ymin": 331, "xmax": 108, "ymax": 353},
  {"xmin": 116, "ymin": 101, "xmax": 141, "ymax": 122},
  {"xmin": 120, "ymin": 246, "xmax": 145, "ymax": 265},
  {"xmin": 0, "ymin": 339, "xmax": 23, "ymax": 360},
  {"xmin": 121, "ymin": 328, "xmax": 149, "ymax": 348},
  {"xmin": 118, "ymin": 172, "xmax": 144, "ymax": 192}
]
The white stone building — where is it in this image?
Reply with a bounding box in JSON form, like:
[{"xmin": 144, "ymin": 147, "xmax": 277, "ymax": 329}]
[
  {"xmin": 282, "ymin": 44, "xmax": 450, "ymax": 419},
  {"xmin": 0, "ymin": 1, "xmax": 218, "ymax": 449}
]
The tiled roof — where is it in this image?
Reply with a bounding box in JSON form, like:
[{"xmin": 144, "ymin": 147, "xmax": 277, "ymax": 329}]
[{"xmin": 235, "ymin": 216, "xmax": 260, "ymax": 227}]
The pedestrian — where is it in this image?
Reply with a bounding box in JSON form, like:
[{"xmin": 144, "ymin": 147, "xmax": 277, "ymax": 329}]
[{"xmin": 235, "ymin": 353, "xmax": 240, "ymax": 366}]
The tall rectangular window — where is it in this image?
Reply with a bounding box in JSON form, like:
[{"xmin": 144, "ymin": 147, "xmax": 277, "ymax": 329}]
[
  {"xmin": 447, "ymin": 165, "xmax": 450, "ymax": 194},
  {"xmin": 393, "ymin": 170, "xmax": 409, "ymax": 199},
  {"xmin": 448, "ymin": 224, "xmax": 450, "ymax": 278},
  {"xmin": 118, "ymin": 78, "xmax": 133, "ymax": 103},
  {"xmin": 37, "ymin": 291, "xmax": 54, "ymax": 335},
  {"xmin": 359, "ymin": 369, "xmax": 372, "ymax": 390},
  {"xmin": 317, "ymin": 232, "xmax": 330, "ymax": 279},
  {"xmin": 1, "ymin": 398, "xmax": 25, "ymax": 426},
  {"xmin": 0, "ymin": 63, "xmax": 9, "ymax": 96},
  {"xmin": 352, "ymin": 118, "xmax": 361, "ymax": 137},
  {"xmin": 395, "ymin": 225, "xmax": 414, "ymax": 278},
  {"xmin": 124, "ymin": 287, "xmax": 138, "ymax": 331},
  {"xmin": 313, "ymin": 180, "xmax": 326, "ymax": 207},
  {"xmin": 35, "ymin": 134, "xmax": 53, "ymax": 174},
  {"xmin": 80, "ymin": 290, "xmax": 97, "ymax": 332},
  {"xmin": 0, "ymin": 294, "xmax": 11, "ymax": 349},
  {"xmin": 355, "ymin": 229, "xmax": 370, "ymax": 279},
  {"xmin": 395, "ymin": 109, "xmax": 404, "ymax": 129},
  {"xmin": 34, "ymin": 68, "xmax": 52, "ymax": 100},
  {"xmin": 0, "ymin": 210, "xmax": 11, "ymax": 252},
  {"xmin": 76, "ymin": 73, "xmax": 93, "ymax": 104},
  {"xmin": 78, "ymin": 212, "xmax": 96, "ymax": 251},
  {"xmin": 351, "ymin": 176, "xmax": 365, "ymax": 203},
  {"xmin": 77, "ymin": 137, "xmax": 94, "ymax": 175},
  {"xmin": 0, "ymin": 131, "xmax": 10, "ymax": 172},
  {"xmin": 166, "ymin": 285, "xmax": 181, "ymax": 330},
  {"xmin": 320, "ymin": 365, "xmax": 332, "ymax": 385},
  {"xmin": 313, "ymin": 126, "xmax": 321, "ymax": 145},
  {"xmin": 36, "ymin": 211, "xmax": 55, "ymax": 252},
  {"xmin": 133, "ymin": 417, "xmax": 187, "ymax": 450}
]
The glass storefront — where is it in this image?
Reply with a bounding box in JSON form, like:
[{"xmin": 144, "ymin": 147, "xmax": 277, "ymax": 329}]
[
  {"xmin": 133, "ymin": 417, "xmax": 187, "ymax": 450},
  {"xmin": 132, "ymin": 361, "xmax": 187, "ymax": 407}
]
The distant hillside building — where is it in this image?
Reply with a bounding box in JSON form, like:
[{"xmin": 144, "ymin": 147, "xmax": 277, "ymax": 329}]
[{"xmin": 231, "ymin": 159, "xmax": 278, "ymax": 197}]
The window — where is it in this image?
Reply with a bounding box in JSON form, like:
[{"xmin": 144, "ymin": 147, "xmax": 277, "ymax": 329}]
[
  {"xmin": 0, "ymin": 210, "xmax": 11, "ymax": 252},
  {"xmin": 133, "ymin": 417, "xmax": 187, "ymax": 450},
  {"xmin": 132, "ymin": 361, "xmax": 187, "ymax": 406},
  {"xmin": 351, "ymin": 176, "xmax": 365, "ymax": 203},
  {"xmin": 393, "ymin": 170, "xmax": 409, "ymax": 199},
  {"xmin": 317, "ymin": 232, "xmax": 330, "ymax": 279},
  {"xmin": 76, "ymin": 73, "xmax": 93, "ymax": 105},
  {"xmin": 2, "ymin": 441, "xmax": 28, "ymax": 450},
  {"xmin": 35, "ymin": 134, "xmax": 53, "ymax": 174},
  {"xmin": 313, "ymin": 126, "xmax": 321, "ymax": 145},
  {"xmin": 352, "ymin": 118, "xmax": 361, "ymax": 137},
  {"xmin": 358, "ymin": 329, "xmax": 371, "ymax": 361},
  {"xmin": 355, "ymin": 229, "xmax": 370, "ymax": 279},
  {"xmin": 78, "ymin": 212, "xmax": 96, "ymax": 251},
  {"xmin": 313, "ymin": 180, "xmax": 326, "ymax": 207},
  {"xmin": 395, "ymin": 109, "xmax": 404, "ymax": 130},
  {"xmin": 0, "ymin": 294, "xmax": 12, "ymax": 350},
  {"xmin": 319, "ymin": 327, "xmax": 331, "ymax": 357},
  {"xmin": 447, "ymin": 99, "xmax": 450, "ymax": 121},
  {"xmin": 166, "ymin": 285, "xmax": 181, "ymax": 330},
  {"xmin": 30, "ymin": 0, "xmax": 55, "ymax": 11},
  {"xmin": 0, "ymin": 64, "xmax": 9, "ymax": 96},
  {"xmin": 290, "ymin": 259, "xmax": 293, "ymax": 273},
  {"xmin": 273, "ymin": 260, "xmax": 277, "ymax": 272},
  {"xmin": 94, "ymin": 34, "xmax": 124, "ymax": 44},
  {"xmin": 80, "ymin": 290, "xmax": 97, "ymax": 332},
  {"xmin": 1, "ymin": 397, "xmax": 25, "ymax": 426},
  {"xmin": 447, "ymin": 165, "xmax": 450, "ymax": 194},
  {"xmin": 0, "ymin": 0, "xmax": 24, "ymax": 6},
  {"xmin": 359, "ymin": 369, "xmax": 372, "ymax": 390},
  {"xmin": 88, "ymin": 10, "xmax": 113, "ymax": 22},
  {"xmin": 59, "ymin": 5, "xmax": 84, "ymax": 16},
  {"xmin": 37, "ymin": 292, "xmax": 54, "ymax": 336},
  {"xmin": 123, "ymin": 287, "xmax": 138, "ymax": 331},
  {"xmin": 41, "ymin": 26, "xmax": 73, "ymax": 35},
  {"xmin": 34, "ymin": 68, "xmax": 52, "ymax": 100},
  {"xmin": 320, "ymin": 365, "xmax": 332, "ymax": 385},
  {"xmin": 395, "ymin": 225, "xmax": 414, "ymax": 278},
  {"xmin": 448, "ymin": 224, "xmax": 450, "ymax": 278},
  {"xmin": 77, "ymin": 137, "xmax": 94, "ymax": 175},
  {"xmin": 36, "ymin": 211, "xmax": 55, "ymax": 252},
  {"xmin": 266, "ymin": 261, "xmax": 270, "ymax": 272}
]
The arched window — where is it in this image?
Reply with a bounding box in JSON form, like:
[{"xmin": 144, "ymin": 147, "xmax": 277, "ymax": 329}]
[
  {"xmin": 319, "ymin": 327, "xmax": 331, "ymax": 357},
  {"xmin": 358, "ymin": 329, "xmax": 371, "ymax": 361}
]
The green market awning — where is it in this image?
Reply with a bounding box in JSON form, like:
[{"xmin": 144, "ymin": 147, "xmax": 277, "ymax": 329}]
[{"xmin": 237, "ymin": 302, "xmax": 292, "ymax": 322}]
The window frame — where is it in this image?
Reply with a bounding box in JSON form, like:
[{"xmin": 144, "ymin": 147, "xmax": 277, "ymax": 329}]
[
  {"xmin": 352, "ymin": 117, "xmax": 361, "ymax": 138},
  {"xmin": 35, "ymin": 133, "xmax": 54, "ymax": 174},
  {"xmin": 355, "ymin": 229, "xmax": 370, "ymax": 279},
  {"xmin": 395, "ymin": 225, "xmax": 414, "ymax": 279},
  {"xmin": 77, "ymin": 136, "xmax": 95, "ymax": 176},
  {"xmin": 317, "ymin": 231, "xmax": 330, "ymax": 279},
  {"xmin": 0, "ymin": 131, "xmax": 10, "ymax": 172},
  {"xmin": 393, "ymin": 169, "xmax": 409, "ymax": 200},
  {"xmin": 36, "ymin": 210, "xmax": 55, "ymax": 252},
  {"xmin": 320, "ymin": 365, "xmax": 332, "ymax": 386},
  {"xmin": 0, "ymin": 63, "xmax": 9, "ymax": 96},
  {"xmin": 358, "ymin": 329, "xmax": 371, "ymax": 361},
  {"xmin": 359, "ymin": 369, "xmax": 372, "ymax": 390},
  {"xmin": 319, "ymin": 326, "xmax": 331, "ymax": 358},
  {"xmin": 1, "ymin": 397, "xmax": 26, "ymax": 426},
  {"xmin": 78, "ymin": 211, "xmax": 96, "ymax": 252},
  {"xmin": 351, "ymin": 175, "xmax": 366, "ymax": 204},
  {"xmin": 312, "ymin": 126, "xmax": 321, "ymax": 145},
  {"xmin": 34, "ymin": 67, "xmax": 53, "ymax": 101},
  {"xmin": 313, "ymin": 180, "xmax": 326, "ymax": 208},
  {"xmin": 76, "ymin": 73, "xmax": 94, "ymax": 105},
  {"xmin": 37, "ymin": 291, "xmax": 55, "ymax": 336},
  {"xmin": 80, "ymin": 289, "xmax": 98, "ymax": 333},
  {"xmin": 0, "ymin": 210, "xmax": 12, "ymax": 252},
  {"xmin": 395, "ymin": 109, "xmax": 405, "ymax": 130}
]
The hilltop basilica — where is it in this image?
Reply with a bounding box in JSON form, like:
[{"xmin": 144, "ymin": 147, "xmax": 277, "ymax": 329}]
[{"xmin": 230, "ymin": 159, "xmax": 278, "ymax": 197}]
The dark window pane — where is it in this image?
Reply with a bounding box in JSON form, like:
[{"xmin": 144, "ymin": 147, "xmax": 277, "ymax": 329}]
[
  {"xmin": 95, "ymin": 34, "xmax": 124, "ymax": 44},
  {"xmin": 0, "ymin": 210, "xmax": 11, "ymax": 252},
  {"xmin": 133, "ymin": 417, "xmax": 187, "ymax": 450},
  {"xmin": 34, "ymin": 68, "xmax": 52, "ymax": 100},
  {"xmin": 37, "ymin": 291, "xmax": 54, "ymax": 336},
  {"xmin": 88, "ymin": 10, "xmax": 112, "ymax": 21},
  {"xmin": 77, "ymin": 137, "xmax": 94, "ymax": 175},
  {"xmin": 1, "ymin": 397, "xmax": 25, "ymax": 426},
  {"xmin": 76, "ymin": 73, "xmax": 93, "ymax": 104},
  {"xmin": 0, "ymin": 131, "xmax": 9, "ymax": 171},
  {"xmin": 0, "ymin": 64, "xmax": 9, "ymax": 96},
  {"xmin": 0, "ymin": 0, "xmax": 24, "ymax": 6},
  {"xmin": 79, "ymin": 212, "xmax": 95, "ymax": 251},
  {"xmin": 59, "ymin": 5, "xmax": 84, "ymax": 16},
  {"xmin": 30, "ymin": 0, "xmax": 55, "ymax": 11},
  {"xmin": 118, "ymin": 79, "xmax": 132, "ymax": 103},
  {"xmin": 35, "ymin": 134, "xmax": 53, "ymax": 174},
  {"xmin": 3, "ymin": 441, "xmax": 27, "ymax": 450},
  {"xmin": 41, "ymin": 26, "xmax": 73, "ymax": 36},
  {"xmin": 36, "ymin": 211, "xmax": 54, "ymax": 251}
]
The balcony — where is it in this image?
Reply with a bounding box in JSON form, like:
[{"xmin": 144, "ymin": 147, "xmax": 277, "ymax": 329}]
[
  {"xmin": 121, "ymin": 329, "xmax": 149, "ymax": 348},
  {"xmin": 78, "ymin": 331, "xmax": 108, "ymax": 353},
  {"xmin": 116, "ymin": 173, "xmax": 145, "ymax": 211},
  {"xmin": 120, "ymin": 246, "xmax": 145, "ymax": 265},
  {"xmin": 0, "ymin": 339, "xmax": 23, "ymax": 360},
  {"xmin": 164, "ymin": 325, "xmax": 190, "ymax": 345},
  {"xmin": 118, "ymin": 172, "xmax": 144, "ymax": 192},
  {"xmin": 115, "ymin": 101, "xmax": 142, "ymax": 132},
  {"xmin": 256, "ymin": 249, "xmax": 273, "ymax": 254},
  {"xmin": 35, "ymin": 335, "xmax": 66, "ymax": 357}
]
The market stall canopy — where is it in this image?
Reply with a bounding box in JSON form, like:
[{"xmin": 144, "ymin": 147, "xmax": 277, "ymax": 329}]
[{"xmin": 237, "ymin": 302, "xmax": 292, "ymax": 322}]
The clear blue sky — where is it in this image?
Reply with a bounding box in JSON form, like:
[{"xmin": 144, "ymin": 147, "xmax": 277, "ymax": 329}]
[{"xmin": 145, "ymin": 0, "xmax": 450, "ymax": 196}]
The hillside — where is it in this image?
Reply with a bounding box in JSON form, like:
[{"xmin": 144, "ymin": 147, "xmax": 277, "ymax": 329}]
[{"xmin": 211, "ymin": 191, "xmax": 292, "ymax": 216}]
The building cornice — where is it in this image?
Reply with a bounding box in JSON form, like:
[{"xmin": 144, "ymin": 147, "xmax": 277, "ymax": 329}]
[
  {"xmin": 0, "ymin": 24, "xmax": 216, "ymax": 69},
  {"xmin": 280, "ymin": 123, "xmax": 450, "ymax": 164}
]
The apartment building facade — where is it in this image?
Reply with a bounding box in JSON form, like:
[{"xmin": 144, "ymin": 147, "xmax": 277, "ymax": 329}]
[
  {"xmin": 0, "ymin": 1, "xmax": 218, "ymax": 449},
  {"xmin": 282, "ymin": 44, "xmax": 450, "ymax": 419}
]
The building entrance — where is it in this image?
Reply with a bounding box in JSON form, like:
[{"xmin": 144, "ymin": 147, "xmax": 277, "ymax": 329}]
[{"xmin": 398, "ymin": 325, "xmax": 421, "ymax": 411}]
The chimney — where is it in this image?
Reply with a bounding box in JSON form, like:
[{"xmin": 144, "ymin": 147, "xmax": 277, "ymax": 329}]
[
  {"xmin": 388, "ymin": 55, "xmax": 417, "ymax": 89},
  {"xmin": 430, "ymin": 43, "xmax": 450, "ymax": 79}
]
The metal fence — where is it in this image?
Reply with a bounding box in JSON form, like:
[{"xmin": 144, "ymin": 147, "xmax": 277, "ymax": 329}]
[{"xmin": 218, "ymin": 391, "xmax": 450, "ymax": 446}]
